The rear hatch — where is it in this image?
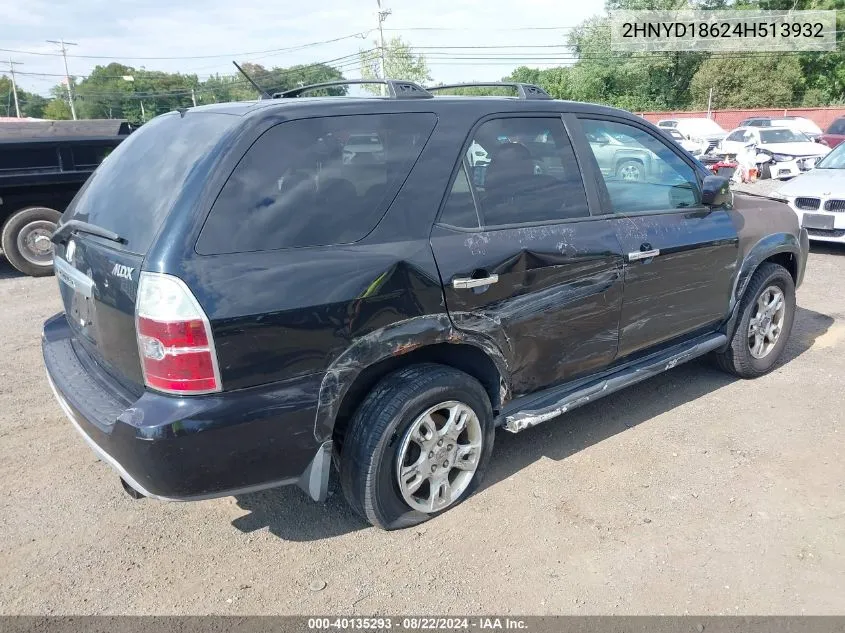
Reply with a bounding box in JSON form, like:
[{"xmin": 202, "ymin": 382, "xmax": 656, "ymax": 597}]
[{"xmin": 53, "ymin": 111, "xmax": 236, "ymax": 392}]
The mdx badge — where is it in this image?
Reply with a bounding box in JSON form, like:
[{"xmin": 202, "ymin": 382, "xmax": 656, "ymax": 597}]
[{"xmin": 111, "ymin": 263, "xmax": 135, "ymax": 280}]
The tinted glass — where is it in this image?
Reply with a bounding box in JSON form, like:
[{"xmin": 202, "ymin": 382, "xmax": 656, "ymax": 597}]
[
  {"xmin": 580, "ymin": 118, "xmax": 701, "ymax": 214},
  {"xmin": 439, "ymin": 165, "xmax": 480, "ymax": 229},
  {"xmin": 448, "ymin": 117, "xmax": 588, "ymax": 227},
  {"xmin": 66, "ymin": 112, "xmax": 235, "ymax": 254},
  {"xmin": 828, "ymin": 118, "xmax": 845, "ymax": 135},
  {"xmin": 760, "ymin": 129, "xmax": 807, "ymax": 143},
  {"xmin": 726, "ymin": 130, "xmax": 747, "ymax": 141},
  {"xmin": 198, "ymin": 113, "xmax": 436, "ymax": 253}
]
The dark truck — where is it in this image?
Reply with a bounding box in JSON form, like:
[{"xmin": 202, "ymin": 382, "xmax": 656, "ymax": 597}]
[
  {"xmin": 0, "ymin": 120, "xmax": 130, "ymax": 276},
  {"xmin": 43, "ymin": 81, "xmax": 809, "ymax": 530}
]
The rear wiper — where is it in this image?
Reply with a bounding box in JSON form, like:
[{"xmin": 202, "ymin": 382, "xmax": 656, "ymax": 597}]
[{"xmin": 51, "ymin": 220, "xmax": 126, "ymax": 245}]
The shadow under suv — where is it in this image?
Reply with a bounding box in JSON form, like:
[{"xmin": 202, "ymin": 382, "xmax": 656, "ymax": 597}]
[{"xmin": 43, "ymin": 80, "xmax": 809, "ymax": 530}]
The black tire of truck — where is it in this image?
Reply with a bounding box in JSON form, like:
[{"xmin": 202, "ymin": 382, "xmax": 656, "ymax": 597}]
[
  {"xmin": 1, "ymin": 206, "xmax": 62, "ymax": 277},
  {"xmin": 339, "ymin": 363, "xmax": 495, "ymax": 530}
]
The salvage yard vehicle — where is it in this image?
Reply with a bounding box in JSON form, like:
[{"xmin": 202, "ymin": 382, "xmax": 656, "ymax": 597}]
[
  {"xmin": 673, "ymin": 118, "xmax": 727, "ymax": 155},
  {"xmin": 718, "ymin": 126, "xmax": 830, "ymax": 179},
  {"xmin": 819, "ymin": 117, "xmax": 845, "ymax": 149},
  {"xmin": 662, "ymin": 128, "xmax": 705, "ymax": 156},
  {"xmin": 42, "ymin": 80, "xmax": 809, "ymax": 530},
  {"xmin": 774, "ymin": 140, "xmax": 845, "ymax": 244},
  {"xmin": 738, "ymin": 116, "xmax": 823, "ymax": 141},
  {"xmin": 0, "ymin": 120, "xmax": 130, "ymax": 276}
]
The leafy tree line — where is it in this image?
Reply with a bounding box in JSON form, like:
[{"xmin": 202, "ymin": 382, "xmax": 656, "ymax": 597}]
[{"xmin": 2, "ymin": 0, "xmax": 843, "ymax": 123}]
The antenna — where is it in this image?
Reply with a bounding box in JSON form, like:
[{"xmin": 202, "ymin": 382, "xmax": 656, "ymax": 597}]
[{"xmin": 232, "ymin": 61, "xmax": 271, "ymax": 100}]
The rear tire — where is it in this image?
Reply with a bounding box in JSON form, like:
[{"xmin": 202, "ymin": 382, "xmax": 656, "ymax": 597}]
[
  {"xmin": 339, "ymin": 363, "xmax": 495, "ymax": 530},
  {"xmin": 714, "ymin": 262, "xmax": 795, "ymax": 379},
  {"xmin": 1, "ymin": 206, "xmax": 62, "ymax": 277}
]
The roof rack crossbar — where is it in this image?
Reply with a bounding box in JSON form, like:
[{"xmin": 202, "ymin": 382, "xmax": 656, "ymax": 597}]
[
  {"xmin": 274, "ymin": 79, "xmax": 433, "ymax": 99},
  {"xmin": 426, "ymin": 82, "xmax": 552, "ymax": 100}
]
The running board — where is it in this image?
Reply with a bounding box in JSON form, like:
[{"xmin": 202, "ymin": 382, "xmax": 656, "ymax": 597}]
[{"xmin": 501, "ymin": 333, "xmax": 727, "ymax": 433}]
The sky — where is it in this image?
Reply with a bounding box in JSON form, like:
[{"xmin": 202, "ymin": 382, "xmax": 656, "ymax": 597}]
[{"xmin": 0, "ymin": 0, "xmax": 606, "ymax": 96}]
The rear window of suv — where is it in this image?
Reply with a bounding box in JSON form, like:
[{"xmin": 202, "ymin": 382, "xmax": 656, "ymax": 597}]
[
  {"xmin": 196, "ymin": 113, "xmax": 437, "ymax": 254},
  {"xmin": 65, "ymin": 112, "xmax": 236, "ymax": 255}
]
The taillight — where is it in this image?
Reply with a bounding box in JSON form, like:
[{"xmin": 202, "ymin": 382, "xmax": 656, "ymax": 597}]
[{"xmin": 135, "ymin": 272, "xmax": 221, "ymax": 395}]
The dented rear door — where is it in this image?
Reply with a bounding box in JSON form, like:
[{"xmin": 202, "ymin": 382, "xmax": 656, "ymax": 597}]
[{"xmin": 429, "ymin": 114, "xmax": 625, "ymax": 397}]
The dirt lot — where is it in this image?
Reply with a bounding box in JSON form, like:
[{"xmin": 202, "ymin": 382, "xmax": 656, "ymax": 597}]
[{"xmin": 1, "ymin": 222, "xmax": 844, "ymax": 615}]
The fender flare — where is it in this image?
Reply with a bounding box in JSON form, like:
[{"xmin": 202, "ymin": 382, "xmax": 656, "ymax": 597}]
[
  {"xmin": 720, "ymin": 232, "xmax": 803, "ymax": 348},
  {"xmin": 312, "ymin": 313, "xmax": 512, "ymax": 443}
]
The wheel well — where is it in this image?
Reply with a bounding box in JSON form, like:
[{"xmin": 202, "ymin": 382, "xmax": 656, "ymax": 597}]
[
  {"xmin": 762, "ymin": 251, "xmax": 798, "ymax": 284},
  {"xmin": 331, "ymin": 343, "xmax": 503, "ymax": 453}
]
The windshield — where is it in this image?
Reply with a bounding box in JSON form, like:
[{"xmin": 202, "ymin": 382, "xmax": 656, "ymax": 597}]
[
  {"xmin": 760, "ymin": 128, "xmax": 809, "ymax": 144},
  {"xmin": 816, "ymin": 142, "xmax": 845, "ymax": 169},
  {"xmin": 64, "ymin": 112, "xmax": 235, "ymax": 254},
  {"xmin": 828, "ymin": 118, "xmax": 845, "ymax": 135}
]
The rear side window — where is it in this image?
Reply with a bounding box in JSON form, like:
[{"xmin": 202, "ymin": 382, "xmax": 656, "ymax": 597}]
[
  {"xmin": 197, "ymin": 113, "xmax": 437, "ymax": 254},
  {"xmin": 439, "ymin": 117, "xmax": 589, "ymax": 229},
  {"xmin": 66, "ymin": 112, "xmax": 235, "ymax": 255},
  {"xmin": 828, "ymin": 118, "xmax": 845, "ymax": 135}
]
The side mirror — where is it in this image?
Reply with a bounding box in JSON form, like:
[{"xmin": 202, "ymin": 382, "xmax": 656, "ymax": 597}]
[{"xmin": 701, "ymin": 175, "xmax": 731, "ymax": 207}]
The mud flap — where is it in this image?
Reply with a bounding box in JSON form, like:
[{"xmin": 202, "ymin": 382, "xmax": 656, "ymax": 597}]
[{"xmin": 297, "ymin": 440, "xmax": 333, "ymax": 502}]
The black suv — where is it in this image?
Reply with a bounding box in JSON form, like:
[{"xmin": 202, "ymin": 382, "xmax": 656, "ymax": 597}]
[{"xmin": 43, "ymin": 81, "xmax": 809, "ymax": 530}]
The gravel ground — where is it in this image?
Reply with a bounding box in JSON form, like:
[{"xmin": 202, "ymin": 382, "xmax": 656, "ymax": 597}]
[{"xmin": 1, "ymin": 234, "xmax": 844, "ymax": 615}]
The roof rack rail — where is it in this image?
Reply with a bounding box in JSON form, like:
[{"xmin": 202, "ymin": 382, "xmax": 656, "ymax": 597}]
[
  {"xmin": 426, "ymin": 82, "xmax": 552, "ymax": 100},
  {"xmin": 274, "ymin": 79, "xmax": 433, "ymax": 99}
]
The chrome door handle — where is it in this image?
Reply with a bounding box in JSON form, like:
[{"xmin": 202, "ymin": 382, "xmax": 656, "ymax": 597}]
[
  {"xmin": 453, "ymin": 274, "xmax": 499, "ymax": 289},
  {"xmin": 628, "ymin": 249, "xmax": 660, "ymax": 262}
]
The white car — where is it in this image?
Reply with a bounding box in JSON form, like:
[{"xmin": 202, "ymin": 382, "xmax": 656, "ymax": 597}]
[
  {"xmin": 466, "ymin": 141, "xmax": 490, "ymax": 166},
  {"xmin": 664, "ymin": 128, "xmax": 705, "ymax": 156},
  {"xmin": 673, "ymin": 118, "xmax": 728, "ymax": 154},
  {"xmin": 718, "ymin": 126, "xmax": 830, "ymax": 179},
  {"xmin": 657, "ymin": 119, "xmax": 678, "ymax": 129},
  {"xmin": 742, "ymin": 116, "xmax": 824, "ymax": 141},
  {"xmin": 774, "ymin": 141, "xmax": 845, "ymax": 243}
]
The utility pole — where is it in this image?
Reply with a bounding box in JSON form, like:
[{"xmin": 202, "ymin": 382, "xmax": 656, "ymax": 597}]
[
  {"xmin": 47, "ymin": 39, "xmax": 78, "ymax": 120},
  {"xmin": 3, "ymin": 58, "xmax": 23, "ymax": 118},
  {"xmin": 191, "ymin": 88, "xmax": 197, "ymax": 107},
  {"xmin": 376, "ymin": 0, "xmax": 391, "ymax": 81},
  {"xmin": 707, "ymin": 87, "xmax": 714, "ymax": 119}
]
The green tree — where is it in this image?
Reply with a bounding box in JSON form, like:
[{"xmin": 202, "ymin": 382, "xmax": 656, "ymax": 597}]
[
  {"xmin": 690, "ymin": 54, "xmax": 805, "ymax": 107},
  {"xmin": 360, "ymin": 36, "xmax": 432, "ymax": 90},
  {"xmin": 43, "ymin": 98, "xmax": 72, "ymax": 120},
  {"xmin": 0, "ymin": 75, "xmax": 49, "ymax": 118}
]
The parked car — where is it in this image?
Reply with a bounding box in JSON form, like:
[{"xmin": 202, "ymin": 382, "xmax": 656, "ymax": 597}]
[
  {"xmin": 42, "ymin": 80, "xmax": 808, "ymax": 530},
  {"xmin": 718, "ymin": 126, "xmax": 830, "ymax": 179},
  {"xmin": 663, "ymin": 128, "xmax": 705, "ymax": 156},
  {"xmin": 0, "ymin": 120, "xmax": 130, "ymax": 276},
  {"xmin": 673, "ymin": 118, "xmax": 728, "ymax": 154},
  {"xmin": 819, "ymin": 117, "xmax": 845, "ymax": 149},
  {"xmin": 738, "ymin": 116, "xmax": 823, "ymax": 141},
  {"xmin": 774, "ymin": 140, "xmax": 845, "ymax": 243},
  {"xmin": 657, "ymin": 119, "xmax": 678, "ymax": 129}
]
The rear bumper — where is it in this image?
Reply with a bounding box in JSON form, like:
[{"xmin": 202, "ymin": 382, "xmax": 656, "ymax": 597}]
[{"xmin": 42, "ymin": 313, "xmax": 331, "ymax": 501}]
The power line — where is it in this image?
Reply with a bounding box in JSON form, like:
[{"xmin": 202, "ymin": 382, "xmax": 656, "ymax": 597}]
[{"xmin": 0, "ymin": 31, "xmax": 373, "ymax": 61}]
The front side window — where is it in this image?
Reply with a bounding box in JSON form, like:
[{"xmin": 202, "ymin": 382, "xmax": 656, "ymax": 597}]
[
  {"xmin": 726, "ymin": 130, "xmax": 747, "ymax": 142},
  {"xmin": 440, "ymin": 117, "xmax": 589, "ymax": 228},
  {"xmin": 580, "ymin": 118, "xmax": 701, "ymax": 214},
  {"xmin": 197, "ymin": 113, "xmax": 436, "ymax": 254}
]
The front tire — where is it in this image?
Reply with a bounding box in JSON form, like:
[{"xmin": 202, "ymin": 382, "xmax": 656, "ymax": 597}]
[
  {"xmin": 715, "ymin": 262, "xmax": 795, "ymax": 379},
  {"xmin": 339, "ymin": 364, "xmax": 495, "ymax": 530},
  {"xmin": 616, "ymin": 159, "xmax": 644, "ymax": 182},
  {"xmin": 1, "ymin": 206, "xmax": 62, "ymax": 277}
]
